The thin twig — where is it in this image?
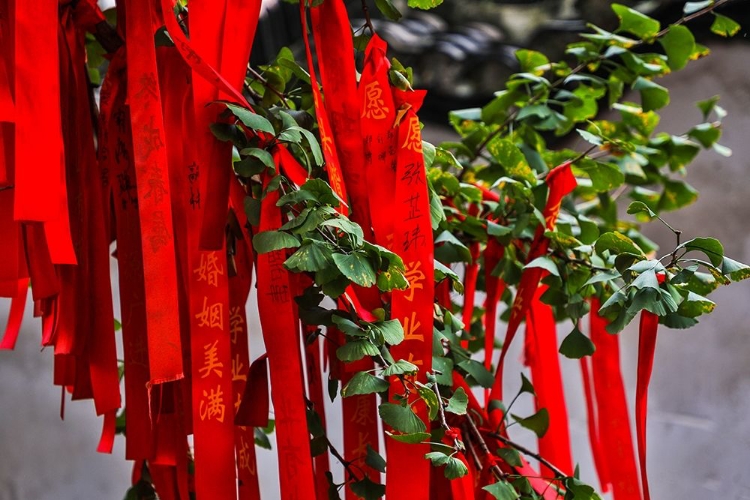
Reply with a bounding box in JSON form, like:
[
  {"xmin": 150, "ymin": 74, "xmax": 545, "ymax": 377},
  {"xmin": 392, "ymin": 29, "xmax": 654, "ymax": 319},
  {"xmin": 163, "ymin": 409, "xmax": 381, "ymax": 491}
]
[
  {"xmin": 465, "ymin": 415, "xmax": 507, "ymax": 480},
  {"xmin": 488, "ymin": 432, "xmax": 567, "ymax": 479},
  {"xmin": 360, "ymin": 0, "xmax": 376, "ymax": 35},
  {"xmin": 247, "ymin": 66, "xmax": 291, "ymax": 108}
]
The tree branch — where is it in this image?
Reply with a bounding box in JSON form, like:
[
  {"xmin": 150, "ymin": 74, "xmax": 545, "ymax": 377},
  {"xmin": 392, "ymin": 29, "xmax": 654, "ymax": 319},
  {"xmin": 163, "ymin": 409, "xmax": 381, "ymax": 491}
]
[{"xmin": 488, "ymin": 431, "xmax": 567, "ymax": 479}]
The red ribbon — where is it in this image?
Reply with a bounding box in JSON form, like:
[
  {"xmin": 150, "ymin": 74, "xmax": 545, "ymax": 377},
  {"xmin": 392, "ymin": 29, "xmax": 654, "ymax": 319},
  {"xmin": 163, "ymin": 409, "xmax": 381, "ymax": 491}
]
[
  {"xmin": 489, "ymin": 162, "xmax": 576, "ymax": 406},
  {"xmin": 636, "ymin": 307, "xmax": 660, "ymax": 500},
  {"xmin": 256, "ymin": 163, "xmax": 316, "ymax": 499},
  {"xmin": 525, "ymin": 287, "xmax": 573, "ymax": 476},
  {"xmin": 124, "ymin": 0, "xmax": 183, "ymax": 385},
  {"xmin": 386, "ymin": 88, "xmax": 434, "ymax": 500},
  {"xmin": 590, "ymin": 298, "xmax": 641, "ymax": 499}
]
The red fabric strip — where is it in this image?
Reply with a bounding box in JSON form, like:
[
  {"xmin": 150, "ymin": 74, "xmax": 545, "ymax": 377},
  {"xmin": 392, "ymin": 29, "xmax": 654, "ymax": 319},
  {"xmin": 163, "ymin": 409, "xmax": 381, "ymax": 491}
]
[
  {"xmin": 103, "ymin": 47, "xmax": 153, "ymax": 461},
  {"xmin": 590, "ymin": 298, "xmax": 641, "ymax": 500},
  {"xmin": 300, "ymin": 1, "xmax": 348, "ymax": 209},
  {"xmin": 359, "ymin": 34, "xmax": 396, "ymax": 242},
  {"xmin": 158, "ymin": 0, "xmax": 247, "ymax": 106},
  {"xmin": 96, "ymin": 409, "xmax": 117, "ymax": 454},
  {"xmin": 636, "ymin": 309, "xmax": 659, "ymax": 500},
  {"xmin": 124, "ymin": 0, "xmax": 183, "ymax": 384},
  {"xmin": 256, "ymin": 165, "xmax": 316, "ymax": 499},
  {"xmin": 0, "ymin": 278, "xmax": 28, "ymax": 349},
  {"xmin": 579, "ymin": 354, "xmax": 610, "ymax": 493},
  {"xmin": 310, "ymin": 0, "xmax": 373, "ymax": 235},
  {"xmin": 386, "ymin": 89, "xmax": 433, "ymax": 500},
  {"xmin": 236, "ymin": 355, "xmax": 269, "ymax": 428},
  {"xmin": 525, "ymin": 288, "xmax": 573, "ymax": 476},
  {"xmin": 489, "ymin": 163, "xmax": 576, "ymax": 406},
  {"xmin": 462, "ymin": 243, "xmax": 481, "ymax": 348},
  {"xmin": 229, "ymin": 240, "xmax": 261, "ymax": 500},
  {"xmin": 14, "ymin": 0, "xmax": 65, "ymax": 225}
]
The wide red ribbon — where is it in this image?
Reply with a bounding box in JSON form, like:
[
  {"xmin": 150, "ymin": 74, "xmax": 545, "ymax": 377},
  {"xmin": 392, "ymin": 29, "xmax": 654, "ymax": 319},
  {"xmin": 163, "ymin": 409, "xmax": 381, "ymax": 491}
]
[
  {"xmin": 590, "ymin": 298, "xmax": 641, "ymax": 500},
  {"xmin": 525, "ymin": 287, "xmax": 573, "ymax": 476},
  {"xmin": 124, "ymin": 0, "xmax": 183, "ymax": 385},
  {"xmin": 386, "ymin": 88, "xmax": 434, "ymax": 500}
]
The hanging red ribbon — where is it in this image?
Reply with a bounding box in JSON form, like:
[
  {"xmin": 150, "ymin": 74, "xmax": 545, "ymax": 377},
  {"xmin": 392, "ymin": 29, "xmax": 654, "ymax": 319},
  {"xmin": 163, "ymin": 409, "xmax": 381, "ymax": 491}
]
[
  {"xmin": 590, "ymin": 298, "xmax": 641, "ymax": 500},
  {"xmin": 386, "ymin": 88, "xmax": 434, "ymax": 500},
  {"xmin": 256, "ymin": 162, "xmax": 316, "ymax": 499},
  {"xmin": 124, "ymin": 0, "xmax": 183, "ymax": 385},
  {"xmin": 489, "ymin": 162, "xmax": 576, "ymax": 406},
  {"xmin": 636, "ymin": 303, "xmax": 661, "ymax": 500},
  {"xmin": 525, "ymin": 287, "xmax": 573, "ymax": 476}
]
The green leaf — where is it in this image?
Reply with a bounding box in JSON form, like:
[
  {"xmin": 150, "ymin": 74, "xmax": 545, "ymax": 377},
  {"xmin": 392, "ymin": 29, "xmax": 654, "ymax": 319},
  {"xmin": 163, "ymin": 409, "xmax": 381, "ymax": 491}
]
[
  {"xmin": 487, "ymin": 139, "xmax": 535, "ymax": 182},
  {"xmin": 293, "ymin": 127, "xmax": 324, "ymax": 166},
  {"xmin": 576, "ymin": 160, "xmax": 625, "ymax": 192},
  {"xmin": 387, "ymin": 432, "xmax": 431, "ymax": 444},
  {"xmin": 235, "ymin": 148, "xmax": 276, "ymax": 176},
  {"xmin": 576, "ymin": 129, "xmax": 603, "ymax": 146},
  {"xmin": 383, "ymin": 359, "xmax": 419, "ymax": 376},
  {"xmin": 244, "ymin": 196, "xmax": 261, "ymax": 226},
  {"xmin": 678, "ymin": 237, "xmax": 724, "ymax": 267},
  {"xmin": 519, "ymin": 373, "xmax": 535, "ymax": 396},
  {"xmin": 684, "ymin": 1, "xmax": 712, "ymax": 15},
  {"xmin": 511, "ymin": 408, "xmax": 549, "ymax": 437},
  {"xmin": 407, "ymin": 0, "xmax": 444, "ymax": 8},
  {"xmin": 612, "ymin": 4, "xmax": 660, "ymax": 39},
  {"xmin": 457, "ymin": 359, "xmax": 494, "ymax": 389},
  {"xmin": 332, "ymin": 252, "xmax": 377, "ymax": 287},
  {"xmin": 349, "ymin": 476, "xmax": 385, "ymax": 500},
  {"xmin": 284, "ymin": 240, "xmax": 333, "ymax": 273},
  {"xmin": 379, "ymin": 403, "xmax": 427, "ymax": 434},
  {"xmin": 321, "ymin": 218, "xmax": 364, "ymax": 247},
  {"xmin": 559, "ymin": 326, "xmax": 596, "ymax": 359},
  {"xmin": 658, "ymin": 179, "xmax": 698, "ymax": 211},
  {"xmin": 515, "ymin": 49, "xmax": 549, "ymax": 76},
  {"xmin": 659, "ymin": 25, "xmax": 695, "ymax": 70},
  {"xmin": 688, "ymin": 123, "xmax": 721, "ymax": 148},
  {"xmin": 300, "ymin": 178, "xmax": 342, "ymax": 207},
  {"xmin": 365, "ymin": 444, "xmax": 387, "ymax": 473},
  {"xmin": 425, "ymin": 451, "xmax": 451, "ymax": 467},
  {"xmin": 711, "ymin": 13, "xmax": 741, "ymax": 37},
  {"xmin": 446, "ymin": 387, "xmax": 469, "ymax": 415},
  {"xmin": 676, "ymin": 291, "xmax": 715, "ymax": 318},
  {"xmin": 374, "ymin": 0, "xmax": 402, "ymax": 20},
  {"xmin": 496, "ymin": 448, "xmax": 523, "ymax": 468},
  {"xmin": 722, "ymin": 256, "xmax": 750, "ymax": 281},
  {"xmin": 252, "ymin": 230, "xmax": 300, "ymax": 254},
  {"xmin": 483, "ymin": 480, "xmax": 520, "ymax": 500},
  {"xmin": 341, "ymin": 371, "xmax": 389, "ymax": 397},
  {"xmin": 524, "ymin": 256, "xmax": 559, "ymax": 277},
  {"xmin": 332, "ymin": 315, "xmax": 365, "ymax": 336},
  {"xmin": 632, "ymin": 77, "xmax": 670, "ymax": 112},
  {"xmin": 417, "ymin": 386, "xmax": 440, "ymax": 421},
  {"xmin": 336, "ymin": 340, "xmax": 380, "ymax": 362},
  {"xmin": 445, "ymin": 457, "xmax": 469, "ymax": 479},
  {"xmin": 222, "ymin": 102, "xmax": 276, "ymax": 135},
  {"xmin": 595, "ymin": 232, "xmax": 645, "ymax": 257},
  {"xmin": 371, "ymin": 320, "xmax": 404, "ymax": 346},
  {"xmin": 627, "ymin": 201, "xmax": 656, "ymax": 218}
]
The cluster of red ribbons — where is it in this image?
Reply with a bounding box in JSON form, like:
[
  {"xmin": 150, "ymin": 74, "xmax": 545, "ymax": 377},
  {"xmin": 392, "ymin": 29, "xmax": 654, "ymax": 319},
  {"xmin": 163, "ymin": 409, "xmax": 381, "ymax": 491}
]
[{"xmin": 0, "ymin": 0, "xmax": 662, "ymax": 499}]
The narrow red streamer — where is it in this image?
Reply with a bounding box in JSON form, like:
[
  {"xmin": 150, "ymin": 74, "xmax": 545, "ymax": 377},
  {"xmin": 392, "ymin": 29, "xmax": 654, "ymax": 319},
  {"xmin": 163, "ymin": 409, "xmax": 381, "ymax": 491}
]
[{"xmin": 636, "ymin": 308, "xmax": 660, "ymax": 500}]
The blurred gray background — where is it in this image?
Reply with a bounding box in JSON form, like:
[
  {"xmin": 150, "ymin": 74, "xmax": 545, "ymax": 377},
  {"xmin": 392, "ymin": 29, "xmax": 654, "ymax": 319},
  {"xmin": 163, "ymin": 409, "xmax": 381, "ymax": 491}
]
[{"xmin": 1, "ymin": 11, "xmax": 750, "ymax": 500}]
